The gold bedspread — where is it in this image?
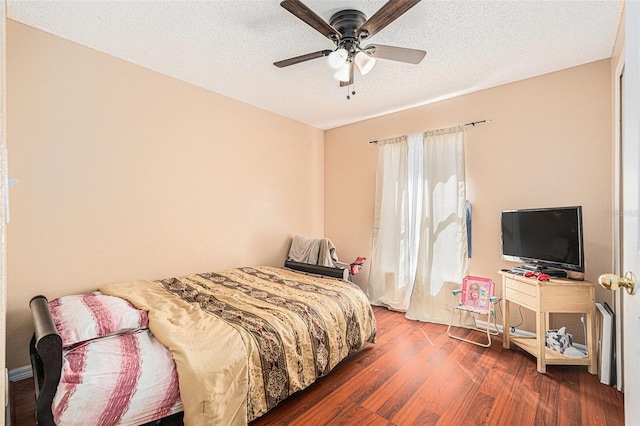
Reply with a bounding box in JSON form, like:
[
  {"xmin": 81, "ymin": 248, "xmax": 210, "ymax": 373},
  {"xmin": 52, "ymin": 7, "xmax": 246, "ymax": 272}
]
[{"xmin": 99, "ymin": 266, "xmax": 377, "ymax": 426}]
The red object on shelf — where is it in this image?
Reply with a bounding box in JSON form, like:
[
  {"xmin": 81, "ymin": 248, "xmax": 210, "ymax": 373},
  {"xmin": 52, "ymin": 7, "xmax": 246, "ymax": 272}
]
[{"xmin": 524, "ymin": 271, "xmax": 551, "ymax": 281}]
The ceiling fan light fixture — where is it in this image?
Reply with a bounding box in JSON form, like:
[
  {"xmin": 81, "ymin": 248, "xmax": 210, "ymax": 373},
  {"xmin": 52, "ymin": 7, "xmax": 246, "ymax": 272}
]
[
  {"xmin": 334, "ymin": 62, "xmax": 351, "ymax": 82},
  {"xmin": 355, "ymin": 52, "xmax": 376, "ymax": 75},
  {"xmin": 275, "ymin": 0, "xmax": 427, "ymax": 99},
  {"xmin": 327, "ymin": 48, "xmax": 348, "ymax": 69}
]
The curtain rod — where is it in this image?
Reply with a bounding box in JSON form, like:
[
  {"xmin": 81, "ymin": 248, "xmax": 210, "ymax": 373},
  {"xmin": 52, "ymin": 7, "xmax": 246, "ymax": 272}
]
[{"xmin": 368, "ymin": 119, "xmax": 490, "ymax": 144}]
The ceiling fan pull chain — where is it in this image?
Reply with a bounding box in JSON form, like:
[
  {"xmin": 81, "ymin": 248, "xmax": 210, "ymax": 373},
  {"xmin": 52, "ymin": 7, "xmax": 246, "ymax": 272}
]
[{"xmin": 347, "ymin": 81, "xmax": 356, "ymax": 100}]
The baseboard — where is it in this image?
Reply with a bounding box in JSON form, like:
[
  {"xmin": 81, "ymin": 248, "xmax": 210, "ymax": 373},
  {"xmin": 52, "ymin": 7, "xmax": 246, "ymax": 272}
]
[{"xmin": 8, "ymin": 366, "xmax": 32, "ymax": 382}]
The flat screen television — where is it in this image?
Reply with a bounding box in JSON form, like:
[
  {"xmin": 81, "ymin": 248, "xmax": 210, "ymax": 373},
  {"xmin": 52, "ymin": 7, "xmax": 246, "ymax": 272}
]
[{"xmin": 501, "ymin": 206, "xmax": 584, "ymax": 276}]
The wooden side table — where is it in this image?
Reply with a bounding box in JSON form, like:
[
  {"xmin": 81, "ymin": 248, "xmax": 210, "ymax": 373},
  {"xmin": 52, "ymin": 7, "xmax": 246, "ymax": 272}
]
[{"xmin": 499, "ymin": 271, "xmax": 597, "ymax": 374}]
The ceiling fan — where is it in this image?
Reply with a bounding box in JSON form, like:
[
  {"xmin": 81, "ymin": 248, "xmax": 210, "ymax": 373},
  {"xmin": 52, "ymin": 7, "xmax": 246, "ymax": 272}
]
[{"xmin": 274, "ymin": 0, "xmax": 427, "ymax": 93}]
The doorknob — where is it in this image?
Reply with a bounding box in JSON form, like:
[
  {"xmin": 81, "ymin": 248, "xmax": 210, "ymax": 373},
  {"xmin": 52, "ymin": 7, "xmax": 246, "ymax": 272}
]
[{"xmin": 598, "ymin": 272, "xmax": 635, "ymax": 295}]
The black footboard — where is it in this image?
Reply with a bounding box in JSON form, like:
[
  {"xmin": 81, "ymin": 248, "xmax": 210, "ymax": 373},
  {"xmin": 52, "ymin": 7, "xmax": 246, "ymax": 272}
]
[
  {"xmin": 29, "ymin": 295, "xmax": 62, "ymax": 426},
  {"xmin": 284, "ymin": 260, "xmax": 348, "ymax": 280}
]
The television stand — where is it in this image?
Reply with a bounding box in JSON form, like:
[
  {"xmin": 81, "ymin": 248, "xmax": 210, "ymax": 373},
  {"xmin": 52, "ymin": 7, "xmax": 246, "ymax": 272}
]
[{"xmin": 499, "ymin": 271, "xmax": 597, "ymax": 375}]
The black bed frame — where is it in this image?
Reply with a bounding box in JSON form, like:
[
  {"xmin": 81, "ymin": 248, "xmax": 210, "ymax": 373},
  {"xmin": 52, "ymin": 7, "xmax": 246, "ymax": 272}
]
[
  {"xmin": 283, "ymin": 260, "xmax": 349, "ymax": 280},
  {"xmin": 29, "ymin": 295, "xmax": 62, "ymax": 426}
]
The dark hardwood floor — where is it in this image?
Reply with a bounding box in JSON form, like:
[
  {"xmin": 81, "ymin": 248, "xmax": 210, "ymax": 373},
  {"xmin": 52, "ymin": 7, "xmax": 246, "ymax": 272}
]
[{"xmin": 11, "ymin": 306, "xmax": 624, "ymax": 425}]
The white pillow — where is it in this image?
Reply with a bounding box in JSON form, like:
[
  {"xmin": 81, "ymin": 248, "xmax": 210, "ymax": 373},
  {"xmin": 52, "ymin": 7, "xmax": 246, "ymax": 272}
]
[
  {"xmin": 48, "ymin": 292, "xmax": 149, "ymax": 348},
  {"xmin": 53, "ymin": 330, "xmax": 181, "ymax": 425}
]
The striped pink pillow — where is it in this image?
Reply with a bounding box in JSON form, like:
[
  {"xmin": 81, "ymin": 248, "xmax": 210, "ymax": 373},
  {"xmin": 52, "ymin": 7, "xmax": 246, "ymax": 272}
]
[
  {"xmin": 53, "ymin": 330, "xmax": 181, "ymax": 425},
  {"xmin": 48, "ymin": 293, "xmax": 149, "ymax": 348}
]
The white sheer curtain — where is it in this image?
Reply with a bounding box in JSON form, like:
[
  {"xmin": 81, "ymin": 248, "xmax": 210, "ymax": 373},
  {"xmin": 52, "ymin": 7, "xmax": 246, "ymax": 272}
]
[
  {"xmin": 368, "ymin": 125, "xmax": 468, "ymax": 323},
  {"xmin": 367, "ymin": 134, "xmax": 423, "ymax": 310}
]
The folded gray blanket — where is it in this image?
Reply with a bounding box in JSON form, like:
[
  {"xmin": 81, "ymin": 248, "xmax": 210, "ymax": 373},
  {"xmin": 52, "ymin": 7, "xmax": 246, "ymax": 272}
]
[{"xmin": 288, "ymin": 235, "xmax": 338, "ymax": 267}]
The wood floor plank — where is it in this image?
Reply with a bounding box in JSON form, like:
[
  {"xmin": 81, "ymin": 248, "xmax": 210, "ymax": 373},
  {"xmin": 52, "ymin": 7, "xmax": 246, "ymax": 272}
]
[
  {"xmin": 578, "ymin": 367, "xmax": 622, "ymax": 426},
  {"xmin": 556, "ymin": 367, "xmax": 583, "ymax": 425},
  {"xmin": 387, "ymin": 336, "xmax": 478, "ymax": 424},
  {"xmin": 355, "ymin": 308, "xmax": 430, "ymax": 369},
  {"xmin": 410, "ymin": 407, "xmax": 440, "ymax": 426},
  {"xmin": 10, "ymin": 307, "xmax": 625, "ymax": 426},
  {"xmin": 285, "ymin": 394, "xmax": 358, "ymax": 426},
  {"xmin": 283, "ymin": 325, "xmax": 429, "ymax": 425},
  {"xmin": 433, "ymin": 350, "xmax": 493, "ymax": 424},
  {"xmin": 533, "ymin": 364, "xmax": 562, "ymax": 424},
  {"xmin": 478, "ymin": 345, "xmax": 518, "ymax": 398},
  {"xmin": 482, "ymin": 344, "xmax": 540, "ymax": 425},
  {"xmin": 466, "ymin": 391, "xmax": 496, "ymax": 425},
  {"xmin": 359, "ymin": 322, "xmax": 450, "ymax": 413},
  {"xmin": 320, "ymin": 404, "xmax": 392, "ymax": 426},
  {"xmin": 337, "ymin": 319, "xmax": 441, "ymax": 407},
  {"xmin": 601, "ymin": 399, "xmax": 625, "ymax": 426}
]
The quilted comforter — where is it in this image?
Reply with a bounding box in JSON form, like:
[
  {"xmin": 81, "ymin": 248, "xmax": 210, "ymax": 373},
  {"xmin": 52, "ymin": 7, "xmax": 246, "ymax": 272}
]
[{"xmin": 99, "ymin": 266, "xmax": 376, "ymax": 425}]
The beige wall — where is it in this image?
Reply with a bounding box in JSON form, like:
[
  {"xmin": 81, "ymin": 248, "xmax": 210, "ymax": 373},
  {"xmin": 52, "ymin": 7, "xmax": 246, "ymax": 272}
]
[
  {"xmin": 325, "ymin": 60, "xmax": 613, "ymax": 337},
  {"xmin": 6, "ymin": 20, "xmax": 325, "ymax": 369}
]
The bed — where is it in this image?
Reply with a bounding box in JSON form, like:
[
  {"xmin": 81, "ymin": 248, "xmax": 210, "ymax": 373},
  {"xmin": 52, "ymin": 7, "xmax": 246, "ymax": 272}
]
[{"xmin": 29, "ymin": 265, "xmax": 376, "ymax": 425}]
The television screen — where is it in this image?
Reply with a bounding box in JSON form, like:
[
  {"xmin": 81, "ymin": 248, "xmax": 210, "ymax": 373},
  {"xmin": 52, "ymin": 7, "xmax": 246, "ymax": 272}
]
[{"xmin": 501, "ymin": 206, "xmax": 584, "ymax": 273}]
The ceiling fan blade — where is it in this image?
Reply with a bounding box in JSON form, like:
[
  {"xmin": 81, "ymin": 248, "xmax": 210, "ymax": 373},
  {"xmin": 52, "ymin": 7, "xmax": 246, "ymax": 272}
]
[
  {"xmin": 280, "ymin": 0, "xmax": 341, "ymax": 40},
  {"xmin": 358, "ymin": 0, "xmax": 422, "ymax": 39},
  {"xmin": 363, "ymin": 44, "xmax": 426, "ymax": 64},
  {"xmin": 339, "ymin": 62, "xmax": 354, "ymax": 87},
  {"xmin": 274, "ymin": 50, "xmax": 332, "ymax": 68}
]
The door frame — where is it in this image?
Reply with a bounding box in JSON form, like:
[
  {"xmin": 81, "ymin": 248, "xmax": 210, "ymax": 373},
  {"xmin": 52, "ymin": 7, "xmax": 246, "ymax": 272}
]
[
  {"xmin": 613, "ymin": 40, "xmax": 624, "ymax": 393},
  {"xmin": 0, "ymin": 2, "xmax": 7, "ymax": 420}
]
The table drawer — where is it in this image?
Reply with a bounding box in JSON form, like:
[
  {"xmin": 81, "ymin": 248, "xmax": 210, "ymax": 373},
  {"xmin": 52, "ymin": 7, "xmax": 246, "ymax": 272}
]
[
  {"xmin": 505, "ymin": 286, "xmax": 537, "ymax": 310},
  {"xmin": 504, "ymin": 277, "xmax": 537, "ymax": 297}
]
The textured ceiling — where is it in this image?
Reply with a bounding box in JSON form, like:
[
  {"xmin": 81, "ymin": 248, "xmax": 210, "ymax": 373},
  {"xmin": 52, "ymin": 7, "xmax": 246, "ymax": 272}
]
[{"xmin": 7, "ymin": 0, "xmax": 624, "ymax": 130}]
